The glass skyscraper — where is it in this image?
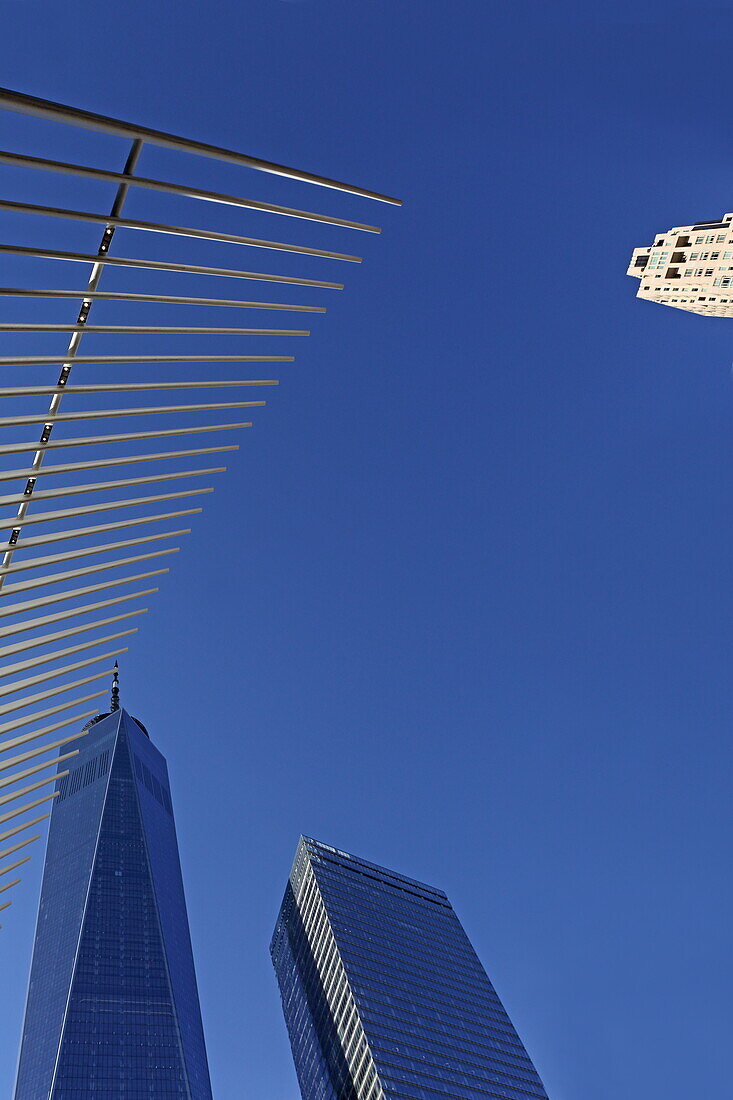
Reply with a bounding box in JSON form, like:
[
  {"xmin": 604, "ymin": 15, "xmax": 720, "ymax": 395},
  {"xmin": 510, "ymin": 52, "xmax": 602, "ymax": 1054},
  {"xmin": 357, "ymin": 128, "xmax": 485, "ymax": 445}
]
[
  {"xmin": 271, "ymin": 836, "xmax": 550, "ymax": 1100},
  {"xmin": 14, "ymin": 704, "xmax": 212, "ymax": 1099}
]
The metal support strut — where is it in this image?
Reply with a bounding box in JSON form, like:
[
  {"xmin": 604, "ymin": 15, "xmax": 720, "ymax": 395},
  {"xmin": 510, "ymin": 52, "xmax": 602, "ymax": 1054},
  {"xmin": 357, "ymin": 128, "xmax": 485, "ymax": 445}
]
[{"xmin": 0, "ymin": 138, "xmax": 144, "ymax": 590}]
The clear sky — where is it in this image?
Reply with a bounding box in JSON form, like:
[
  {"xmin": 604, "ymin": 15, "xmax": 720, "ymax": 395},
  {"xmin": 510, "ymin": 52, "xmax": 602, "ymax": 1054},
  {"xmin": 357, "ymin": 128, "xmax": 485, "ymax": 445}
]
[{"xmin": 1, "ymin": 2, "xmax": 733, "ymax": 1098}]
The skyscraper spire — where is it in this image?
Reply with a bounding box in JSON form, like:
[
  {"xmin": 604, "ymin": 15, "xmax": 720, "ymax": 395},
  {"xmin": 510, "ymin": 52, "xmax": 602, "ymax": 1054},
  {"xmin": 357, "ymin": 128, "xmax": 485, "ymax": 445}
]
[{"xmin": 110, "ymin": 661, "xmax": 120, "ymax": 712}]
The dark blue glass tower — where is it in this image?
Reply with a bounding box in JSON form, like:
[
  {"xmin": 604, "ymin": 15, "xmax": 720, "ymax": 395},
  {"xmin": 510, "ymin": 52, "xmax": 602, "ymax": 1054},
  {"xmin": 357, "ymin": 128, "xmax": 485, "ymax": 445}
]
[
  {"xmin": 271, "ymin": 836, "xmax": 550, "ymax": 1100},
  {"xmin": 14, "ymin": 704, "xmax": 212, "ymax": 1099}
]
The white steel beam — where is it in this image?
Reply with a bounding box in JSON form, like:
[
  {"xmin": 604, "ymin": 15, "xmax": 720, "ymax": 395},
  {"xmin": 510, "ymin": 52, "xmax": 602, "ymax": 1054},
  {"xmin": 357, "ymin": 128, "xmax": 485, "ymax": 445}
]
[
  {"xmin": 0, "ymin": 587, "xmax": 157, "ymax": 632},
  {"xmin": 0, "ymin": 551, "xmax": 177, "ymax": 598},
  {"xmin": 0, "ymin": 444, "xmax": 239, "ymax": 483},
  {"xmin": 0, "ymin": 468, "xmax": 224, "ymax": 507},
  {"xmin": 7, "ymin": 507, "xmax": 202, "ymax": 551},
  {"xmin": 0, "ymin": 381, "xmax": 276, "ymax": 397},
  {"xmin": 0, "ymin": 289, "xmax": 326, "ymax": 313},
  {"xmin": 0, "ymin": 631, "xmax": 138, "ymax": 684},
  {"xmin": 0, "ymin": 200, "xmax": 362, "ymax": 260},
  {"xmin": 0, "ymin": 610, "xmax": 145, "ymax": 656},
  {"xmin": 0, "ymin": 752, "xmax": 79, "ymax": 791},
  {"xmin": 0, "ymin": 244, "xmax": 345, "ymax": 289},
  {"xmin": 0, "ymin": 531, "xmax": 188, "ymax": 579},
  {"xmin": 0, "ymin": 400, "xmax": 265, "ymax": 429},
  {"xmin": 0, "ymin": 668, "xmax": 118, "ymax": 719},
  {"xmin": 0, "ymin": 87, "xmax": 401, "ymax": 204}
]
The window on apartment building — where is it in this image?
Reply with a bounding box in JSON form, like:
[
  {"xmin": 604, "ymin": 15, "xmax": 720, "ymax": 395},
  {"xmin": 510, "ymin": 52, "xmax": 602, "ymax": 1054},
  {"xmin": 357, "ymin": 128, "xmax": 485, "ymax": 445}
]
[
  {"xmin": 690, "ymin": 253, "xmax": 699, "ymax": 260},
  {"xmin": 711, "ymin": 252, "xmax": 720, "ymax": 259},
  {"xmin": 695, "ymin": 236, "xmax": 704, "ymax": 243},
  {"xmin": 717, "ymin": 235, "xmax": 726, "ymax": 242},
  {"xmin": 706, "ymin": 269, "xmax": 714, "ymax": 275}
]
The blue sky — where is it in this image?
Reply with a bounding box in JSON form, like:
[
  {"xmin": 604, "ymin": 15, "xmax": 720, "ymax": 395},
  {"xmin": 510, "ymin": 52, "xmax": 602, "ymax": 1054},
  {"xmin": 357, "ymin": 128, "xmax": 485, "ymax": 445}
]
[{"xmin": 1, "ymin": 2, "xmax": 733, "ymax": 1098}]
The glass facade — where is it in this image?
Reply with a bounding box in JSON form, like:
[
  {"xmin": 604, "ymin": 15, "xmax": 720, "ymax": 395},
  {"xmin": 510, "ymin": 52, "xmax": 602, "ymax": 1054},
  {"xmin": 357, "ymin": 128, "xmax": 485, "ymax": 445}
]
[
  {"xmin": 14, "ymin": 710, "xmax": 212, "ymax": 1099},
  {"xmin": 271, "ymin": 836, "xmax": 550, "ymax": 1100}
]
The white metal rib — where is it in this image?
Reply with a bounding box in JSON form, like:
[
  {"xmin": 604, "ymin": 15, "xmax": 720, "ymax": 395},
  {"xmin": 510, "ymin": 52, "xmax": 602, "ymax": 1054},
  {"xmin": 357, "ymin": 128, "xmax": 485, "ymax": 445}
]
[
  {"xmin": 0, "ymin": 289, "xmax": 327, "ymax": 313},
  {"xmin": 0, "ymin": 381, "xmax": 276, "ymax": 397},
  {"xmin": 0, "ymin": 836, "xmax": 41, "ymax": 863},
  {"xmin": 0, "ymin": 200, "xmax": 362, "ymax": 261},
  {"xmin": 0, "ymin": 354, "xmax": 290, "ymax": 364},
  {"xmin": 0, "ymin": 151, "xmax": 382, "ymax": 232},
  {"xmin": 0, "ymin": 575, "xmax": 164, "ymax": 622},
  {"xmin": 0, "ymin": 138, "xmax": 144, "ymax": 593},
  {"xmin": 0, "ymin": 649, "xmax": 129, "ymax": 700},
  {"xmin": 0, "ymin": 793, "xmax": 59, "ymax": 828},
  {"xmin": 0, "ymin": 424, "xmax": 251, "ymax": 456},
  {"xmin": 0, "ymin": 325, "xmax": 307, "ymax": 336},
  {"xmin": 0, "ymin": 244, "xmax": 345, "ymax": 289},
  {"xmin": 0, "ymin": 614, "xmax": 143, "ymax": 662},
  {"xmin": 0, "ymin": 814, "xmax": 52, "ymax": 847},
  {"xmin": 0, "ymin": 445, "xmax": 239, "ymax": 483},
  {"xmin": 0, "ymin": 532, "xmax": 187, "ymax": 579},
  {"xmin": 7, "ymin": 507, "xmax": 202, "ymax": 551},
  {"xmin": 0, "ymin": 550, "xmax": 177, "ymax": 598},
  {"xmin": 0, "ymin": 712, "xmax": 93, "ymax": 756},
  {"xmin": 0, "ymin": 587, "xmax": 157, "ymax": 633},
  {"xmin": 0, "ymin": 610, "xmax": 144, "ymax": 657},
  {"xmin": 0, "ymin": 88, "xmax": 401, "ymax": 205},
  {"xmin": 0, "ymin": 772, "xmax": 69, "ymax": 809},
  {"xmin": 0, "ymin": 752, "xmax": 78, "ymax": 791},
  {"xmin": 2, "ymin": 490, "xmax": 211, "ymax": 530},
  {"xmin": 0, "ymin": 856, "xmax": 31, "ymax": 874},
  {"xmin": 0, "ymin": 748, "xmax": 80, "ymax": 783},
  {"xmin": 0, "ymin": 633, "xmax": 137, "ymax": 682},
  {"xmin": 0, "ymin": 401, "xmax": 265, "ymax": 429},
  {"xmin": 0, "ymin": 668, "xmax": 118, "ymax": 719},
  {"xmin": 0, "ymin": 468, "xmax": 224, "ymax": 507}
]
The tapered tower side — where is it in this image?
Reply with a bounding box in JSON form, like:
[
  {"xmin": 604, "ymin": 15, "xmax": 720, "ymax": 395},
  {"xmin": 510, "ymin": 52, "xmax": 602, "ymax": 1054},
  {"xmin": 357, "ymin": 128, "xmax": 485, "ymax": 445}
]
[{"xmin": 14, "ymin": 705, "xmax": 211, "ymax": 1098}]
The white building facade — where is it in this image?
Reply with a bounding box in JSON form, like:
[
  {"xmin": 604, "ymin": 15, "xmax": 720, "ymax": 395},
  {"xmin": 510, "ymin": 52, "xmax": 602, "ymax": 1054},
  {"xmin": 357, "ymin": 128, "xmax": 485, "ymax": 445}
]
[{"xmin": 628, "ymin": 213, "xmax": 733, "ymax": 316}]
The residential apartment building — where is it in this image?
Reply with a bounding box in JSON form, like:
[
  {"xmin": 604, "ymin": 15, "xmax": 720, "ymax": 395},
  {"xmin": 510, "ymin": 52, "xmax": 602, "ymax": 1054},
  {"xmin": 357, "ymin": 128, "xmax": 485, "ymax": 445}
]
[{"xmin": 628, "ymin": 213, "xmax": 733, "ymax": 315}]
